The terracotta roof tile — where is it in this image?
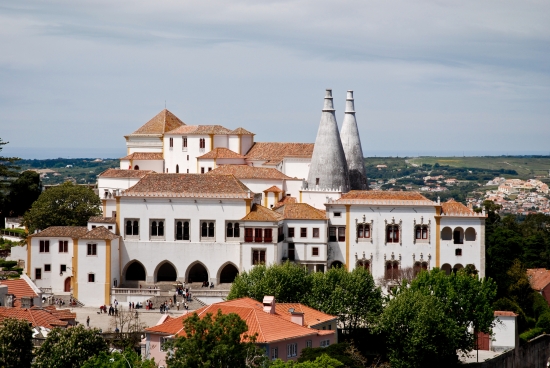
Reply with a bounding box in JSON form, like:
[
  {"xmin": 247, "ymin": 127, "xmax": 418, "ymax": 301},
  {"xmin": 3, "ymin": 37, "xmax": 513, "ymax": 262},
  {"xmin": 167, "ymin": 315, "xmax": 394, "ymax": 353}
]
[
  {"xmin": 120, "ymin": 152, "xmax": 164, "ymax": 160},
  {"xmin": 206, "ymin": 165, "xmax": 293, "ymax": 180},
  {"xmin": 0, "ymin": 279, "xmax": 38, "ymax": 307},
  {"xmin": 263, "ymin": 186, "xmax": 282, "ymax": 193},
  {"xmin": 241, "ymin": 204, "xmax": 284, "ymax": 222},
  {"xmin": 197, "ymin": 148, "xmax": 245, "ymax": 159},
  {"xmin": 98, "ymin": 169, "xmax": 153, "ymax": 179},
  {"xmin": 333, "ymin": 190, "xmax": 434, "ymax": 205},
  {"xmin": 245, "ymin": 143, "xmax": 314, "ymax": 164},
  {"xmin": 441, "ymin": 199, "xmax": 479, "ymax": 216},
  {"xmin": 89, "ymin": 216, "xmax": 116, "ymax": 224},
  {"xmin": 274, "ymin": 203, "xmax": 326, "ymax": 220},
  {"xmin": 28, "ymin": 226, "xmax": 89, "ymax": 238},
  {"xmin": 166, "ymin": 125, "xmax": 232, "ymax": 135},
  {"xmin": 0, "ymin": 307, "xmax": 72, "ymax": 329},
  {"xmin": 80, "ymin": 226, "xmax": 120, "ymax": 240},
  {"xmin": 146, "ymin": 298, "xmax": 335, "ymax": 343},
  {"xmin": 122, "ymin": 174, "xmax": 252, "ymax": 198},
  {"xmin": 229, "ymin": 127, "xmax": 254, "ymax": 135},
  {"xmin": 527, "ymin": 268, "xmax": 550, "ymax": 291},
  {"xmin": 273, "ymin": 196, "xmax": 296, "ymax": 209},
  {"xmin": 130, "ymin": 109, "xmax": 185, "ymax": 135},
  {"xmin": 275, "ymin": 303, "xmax": 337, "ymax": 327},
  {"xmin": 494, "ymin": 311, "xmax": 518, "ymax": 317}
]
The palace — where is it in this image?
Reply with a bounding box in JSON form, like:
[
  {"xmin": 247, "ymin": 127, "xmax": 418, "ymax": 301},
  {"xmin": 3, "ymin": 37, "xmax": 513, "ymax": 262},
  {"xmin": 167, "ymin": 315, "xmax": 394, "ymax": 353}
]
[{"xmin": 23, "ymin": 89, "xmax": 486, "ymax": 306}]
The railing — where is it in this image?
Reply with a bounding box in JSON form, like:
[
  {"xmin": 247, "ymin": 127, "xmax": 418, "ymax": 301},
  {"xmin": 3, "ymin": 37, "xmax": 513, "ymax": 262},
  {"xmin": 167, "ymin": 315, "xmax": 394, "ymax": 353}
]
[
  {"xmin": 39, "ymin": 287, "xmax": 53, "ymax": 294},
  {"xmin": 0, "ymin": 230, "xmax": 25, "ymax": 238},
  {"xmin": 112, "ymin": 288, "xmax": 161, "ymax": 296},
  {"xmin": 189, "ymin": 289, "xmax": 229, "ymax": 297}
]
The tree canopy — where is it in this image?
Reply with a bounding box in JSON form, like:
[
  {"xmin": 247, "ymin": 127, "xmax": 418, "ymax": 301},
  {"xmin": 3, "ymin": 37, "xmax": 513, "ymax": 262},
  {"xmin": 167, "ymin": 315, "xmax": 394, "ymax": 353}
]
[
  {"xmin": 3, "ymin": 170, "xmax": 42, "ymax": 218},
  {"xmin": 271, "ymin": 354, "xmax": 344, "ymax": 368},
  {"xmin": 82, "ymin": 349, "xmax": 157, "ymax": 368},
  {"xmin": 33, "ymin": 326, "xmax": 108, "ymax": 368},
  {"xmin": 23, "ymin": 181, "xmax": 101, "ymax": 232},
  {"xmin": 0, "ymin": 317, "xmax": 33, "ymax": 368},
  {"xmin": 165, "ymin": 309, "xmax": 266, "ymax": 368}
]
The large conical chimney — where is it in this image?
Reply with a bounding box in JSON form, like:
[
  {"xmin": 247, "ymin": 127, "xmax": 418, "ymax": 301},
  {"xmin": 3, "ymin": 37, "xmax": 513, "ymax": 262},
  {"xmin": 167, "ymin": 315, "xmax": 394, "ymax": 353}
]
[
  {"xmin": 341, "ymin": 90, "xmax": 368, "ymax": 190},
  {"xmin": 307, "ymin": 89, "xmax": 350, "ymax": 193}
]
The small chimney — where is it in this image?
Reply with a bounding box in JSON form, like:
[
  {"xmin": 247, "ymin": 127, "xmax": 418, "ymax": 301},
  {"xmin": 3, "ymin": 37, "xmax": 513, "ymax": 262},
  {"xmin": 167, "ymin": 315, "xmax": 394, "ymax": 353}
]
[
  {"xmin": 262, "ymin": 296, "xmax": 275, "ymax": 314},
  {"xmin": 4, "ymin": 293, "xmax": 14, "ymax": 308},
  {"xmin": 289, "ymin": 309, "xmax": 305, "ymax": 326}
]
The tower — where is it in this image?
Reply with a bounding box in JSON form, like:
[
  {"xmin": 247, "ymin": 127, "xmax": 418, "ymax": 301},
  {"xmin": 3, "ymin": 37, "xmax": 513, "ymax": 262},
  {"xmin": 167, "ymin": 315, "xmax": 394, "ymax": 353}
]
[
  {"xmin": 307, "ymin": 89, "xmax": 350, "ymax": 193},
  {"xmin": 340, "ymin": 90, "xmax": 368, "ymax": 190}
]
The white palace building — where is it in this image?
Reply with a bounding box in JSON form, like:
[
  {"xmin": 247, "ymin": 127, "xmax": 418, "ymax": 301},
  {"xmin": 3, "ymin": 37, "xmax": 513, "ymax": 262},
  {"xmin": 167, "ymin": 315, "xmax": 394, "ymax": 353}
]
[{"xmin": 23, "ymin": 89, "xmax": 486, "ymax": 306}]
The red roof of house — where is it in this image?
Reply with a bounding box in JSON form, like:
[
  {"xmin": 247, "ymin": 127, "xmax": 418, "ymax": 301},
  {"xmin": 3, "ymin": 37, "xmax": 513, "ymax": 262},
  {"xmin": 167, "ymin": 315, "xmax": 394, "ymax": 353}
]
[
  {"xmin": 527, "ymin": 268, "xmax": 550, "ymax": 291},
  {"xmin": 146, "ymin": 297, "xmax": 335, "ymax": 343},
  {"xmin": 494, "ymin": 311, "xmax": 518, "ymax": 317},
  {"xmin": 0, "ymin": 306, "xmax": 75, "ymax": 329},
  {"xmin": 0, "ymin": 279, "xmax": 38, "ymax": 308}
]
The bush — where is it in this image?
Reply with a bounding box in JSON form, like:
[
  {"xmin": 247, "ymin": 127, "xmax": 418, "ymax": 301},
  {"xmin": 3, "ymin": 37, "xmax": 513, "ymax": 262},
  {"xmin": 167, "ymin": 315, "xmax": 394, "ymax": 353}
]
[
  {"xmin": 519, "ymin": 327, "xmax": 544, "ymax": 344},
  {"xmin": 532, "ymin": 293, "xmax": 550, "ymax": 319},
  {"xmin": 536, "ymin": 312, "xmax": 550, "ymax": 333}
]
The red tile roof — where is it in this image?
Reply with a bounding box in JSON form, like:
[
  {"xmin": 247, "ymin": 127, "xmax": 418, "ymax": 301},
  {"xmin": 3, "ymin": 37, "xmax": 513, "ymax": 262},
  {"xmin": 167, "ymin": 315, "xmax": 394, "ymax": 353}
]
[
  {"xmin": 206, "ymin": 165, "xmax": 293, "ymax": 180},
  {"xmin": 88, "ymin": 216, "xmax": 116, "ymax": 224},
  {"xmin": 245, "ymin": 143, "xmax": 314, "ymax": 164},
  {"xmin": 0, "ymin": 307, "xmax": 74, "ymax": 329},
  {"xmin": 120, "ymin": 152, "xmax": 164, "ymax": 160},
  {"xmin": 28, "ymin": 226, "xmax": 89, "ymax": 238},
  {"xmin": 146, "ymin": 297, "xmax": 335, "ymax": 343},
  {"xmin": 494, "ymin": 311, "xmax": 518, "ymax": 317},
  {"xmin": 98, "ymin": 169, "xmax": 153, "ymax": 179},
  {"xmin": 274, "ymin": 203, "xmax": 326, "ymax": 220},
  {"xmin": 229, "ymin": 127, "xmax": 254, "ymax": 135},
  {"xmin": 241, "ymin": 204, "xmax": 284, "ymax": 222},
  {"xmin": 80, "ymin": 226, "xmax": 120, "ymax": 240},
  {"xmin": 527, "ymin": 268, "xmax": 550, "ymax": 291},
  {"xmin": 166, "ymin": 125, "xmax": 232, "ymax": 135},
  {"xmin": 197, "ymin": 148, "xmax": 245, "ymax": 159},
  {"xmin": 122, "ymin": 174, "xmax": 252, "ymax": 198},
  {"xmin": 274, "ymin": 303, "xmax": 336, "ymax": 328},
  {"xmin": 273, "ymin": 196, "xmax": 297, "ymax": 209},
  {"xmin": 441, "ymin": 199, "xmax": 482, "ymax": 217},
  {"xmin": 0, "ymin": 279, "xmax": 38, "ymax": 308},
  {"xmin": 264, "ymin": 186, "xmax": 282, "ymax": 193},
  {"xmin": 130, "ymin": 109, "xmax": 185, "ymax": 135},
  {"xmin": 333, "ymin": 190, "xmax": 434, "ymax": 205}
]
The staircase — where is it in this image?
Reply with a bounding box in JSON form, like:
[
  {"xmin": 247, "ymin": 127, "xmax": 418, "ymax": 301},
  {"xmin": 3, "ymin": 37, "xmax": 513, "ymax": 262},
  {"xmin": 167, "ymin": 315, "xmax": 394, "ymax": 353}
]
[
  {"xmin": 49, "ymin": 294, "xmax": 85, "ymax": 307},
  {"xmin": 147, "ymin": 293, "xmax": 206, "ymax": 311}
]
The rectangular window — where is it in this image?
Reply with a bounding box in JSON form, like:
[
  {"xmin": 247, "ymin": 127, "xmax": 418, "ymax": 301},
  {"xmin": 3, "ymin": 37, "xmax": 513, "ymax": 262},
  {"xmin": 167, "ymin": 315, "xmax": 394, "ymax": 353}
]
[
  {"xmin": 169, "ymin": 137, "xmax": 173, "ymax": 148},
  {"xmin": 357, "ymin": 224, "xmax": 370, "ymax": 239},
  {"xmin": 200, "ymin": 221, "xmax": 215, "ymax": 240},
  {"xmin": 287, "ymin": 343, "xmax": 297, "ymax": 357},
  {"xmin": 264, "ymin": 229, "xmax": 273, "ymax": 242},
  {"xmin": 58, "ymin": 240, "xmax": 68, "ymax": 253},
  {"xmin": 208, "ymin": 167, "xmax": 212, "ymax": 172},
  {"xmin": 245, "ymin": 228, "xmax": 253, "ymax": 242},
  {"xmin": 108, "ymin": 226, "xmax": 113, "ymax": 230},
  {"xmin": 182, "ymin": 136, "xmax": 188, "ymax": 150},
  {"xmin": 338, "ymin": 227, "xmax": 346, "ymax": 242},
  {"xmin": 288, "ymin": 227, "xmax": 295, "ymax": 238},
  {"xmin": 60, "ymin": 264, "xmax": 67, "ymax": 273},
  {"xmin": 416, "ymin": 226, "xmax": 428, "ymax": 240},
  {"xmin": 254, "ymin": 228, "xmax": 263, "ymax": 242},
  {"xmin": 334, "ymin": 212, "xmax": 341, "ymax": 217},
  {"xmin": 278, "ymin": 226, "xmax": 284, "ymax": 242},
  {"xmin": 386, "ymin": 225, "xmax": 399, "ymax": 243},
  {"xmin": 35, "ymin": 268, "xmax": 41, "ymax": 280},
  {"xmin": 300, "ymin": 228, "xmax": 307, "ymax": 238},
  {"xmin": 306, "ymin": 340, "xmax": 312, "ymax": 348},
  {"xmin": 252, "ymin": 250, "xmax": 266, "ymax": 265},
  {"xmin": 125, "ymin": 219, "xmax": 139, "ymax": 237},
  {"xmin": 187, "ymin": 155, "xmax": 189, "ymax": 161},
  {"xmin": 150, "ymin": 220, "xmax": 165, "ymax": 239},
  {"xmin": 44, "ymin": 264, "xmax": 51, "ymax": 272},
  {"xmin": 320, "ymin": 340, "xmax": 330, "ymax": 348},
  {"xmin": 288, "ymin": 243, "xmax": 295, "ymax": 261},
  {"xmin": 176, "ymin": 220, "xmax": 190, "ymax": 241},
  {"xmin": 312, "ymin": 247, "xmax": 319, "ymax": 256},
  {"xmin": 271, "ymin": 347, "xmax": 278, "ymax": 360},
  {"xmin": 329, "ymin": 227, "xmax": 336, "ymax": 242},
  {"xmin": 312, "ymin": 228, "xmax": 319, "ymax": 238},
  {"xmin": 87, "ymin": 244, "xmax": 97, "ymax": 256},
  {"xmin": 201, "ymin": 167, "xmax": 205, "ymax": 174},
  {"xmin": 39, "ymin": 240, "xmax": 50, "ymax": 253},
  {"xmin": 88, "ymin": 274, "xmax": 95, "ymax": 282},
  {"xmin": 455, "ymin": 248, "xmax": 462, "ymax": 256}
]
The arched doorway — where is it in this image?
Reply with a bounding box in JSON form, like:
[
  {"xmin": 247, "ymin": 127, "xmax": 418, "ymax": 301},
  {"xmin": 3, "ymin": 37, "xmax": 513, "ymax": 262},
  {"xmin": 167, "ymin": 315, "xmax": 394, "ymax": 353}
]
[
  {"xmin": 441, "ymin": 263, "xmax": 452, "ymax": 275},
  {"xmin": 64, "ymin": 277, "xmax": 71, "ymax": 292},
  {"xmin": 126, "ymin": 261, "xmax": 146, "ymax": 281},
  {"xmin": 156, "ymin": 262, "xmax": 177, "ymax": 282},
  {"xmin": 134, "ymin": 165, "xmax": 139, "ymax": 170},
  {"xmin": 187, "ymin": 263, "xmax": 208, "ymax": 283},
  {"xmin": 219, "ymin": 263, "xmax": 239, "ymax": 283},
  {"xmin": 453, "ymin": 263, "xmax": 464, "ymax": 273},
  {"xmin": 330, "ymin": 261, "xmax": 344, "ymax": 269}
]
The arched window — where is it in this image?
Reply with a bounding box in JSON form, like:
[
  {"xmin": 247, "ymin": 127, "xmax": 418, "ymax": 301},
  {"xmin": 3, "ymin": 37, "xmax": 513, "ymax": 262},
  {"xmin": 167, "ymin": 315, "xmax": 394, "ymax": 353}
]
[
  {"xmin": 453, "ymin": 227, "xmax": 464, "ymax": 244},
  {"xmin": 201, "ymin": 221, "xmax": 215, "ymax": 240},
  {"xmin": 151, "ymin": 221, "xmax": 157, "ymax": 236},
  {"xmin": 234, "ymin": 223, "xmax": 240, "ymax": 238},
  {"xmin": 134, "ymin": 165, "xmax": 139, "ymax": 170},
  {"xmin": 415, "ymin": 225, "xmax": 428, "ymax": 240},
  {"xmin": 126, "ymin": 220, "xmax": 139, "ymax": 236},
  {"xmin": 385, "ymin": 261, "xmax": 399, "ymax": 280},
  {"xmin": 169, "ymin": 137, "xmax": 174, "ymax": 148},
  {"xmin": 357, "ymin": 260, "xmax": 370, "ymax": 271},
  {"xmin": 208, "ymin": 222, "xmax": 215, "ymax": 237},
  {"xmin": 441, "ymin": 227, "xmax": 452, "ymax": 240},
  {"xmin": 413, "ymin": 261, "xmax": 428, "ymax": 276},
  {"xmin": 133, "ymin": 221, "xmax": 139, "ymax": 235},
  {"xmin": 201, "ymin": 222, "xmax": 208, "ymax": 237},
  {"xmin": 176, "ymin": 164, "xmax": 179, "ymax": 173},
  {"xmin": 386, "ymin": 225, "xmax": 399, "ymax": 243},
  {"xmin": 226, "ymin": 223, "xmax": 233, "ymax": 238},
  {"xmin": 176, "ymin": 221, "xmax": 183, "ymax": 240},
  {"xmin": 357, "ymin": 224, "xmax": 370, "ymax": 239},
  {"xmin": 465, "ymin": 227, "xmax": 476, "ymax": 241},
  {"xmin": 183, "ymin": 221, "xmax": 189, "ymax": 240},
  {"xmin": 151, "ymin": 220, "xmax": 165, "ymax": 238}
]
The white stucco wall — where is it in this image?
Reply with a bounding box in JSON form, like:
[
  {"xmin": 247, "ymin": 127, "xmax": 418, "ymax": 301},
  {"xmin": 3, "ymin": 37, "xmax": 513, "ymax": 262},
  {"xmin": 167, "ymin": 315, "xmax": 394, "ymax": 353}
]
[{"xmin": 491, "ymin": 315, "xmax": 517, "ymax": 351}]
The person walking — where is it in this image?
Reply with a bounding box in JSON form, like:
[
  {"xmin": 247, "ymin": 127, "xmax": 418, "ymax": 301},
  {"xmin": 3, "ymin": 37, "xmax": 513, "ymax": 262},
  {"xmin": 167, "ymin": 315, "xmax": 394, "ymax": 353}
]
[
  {"xmin": 86, "ymin": 316, "xmax": 90, "ymax": 327},
  {"xmin": 177, "ymin": 301, "xmax": 180, "ymax": 311}
]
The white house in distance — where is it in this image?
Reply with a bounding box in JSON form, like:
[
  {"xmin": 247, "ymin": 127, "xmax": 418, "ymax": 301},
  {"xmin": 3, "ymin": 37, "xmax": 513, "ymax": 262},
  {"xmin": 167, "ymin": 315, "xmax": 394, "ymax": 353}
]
[{"xmin": 24, "ymin": 89, "xmax": 487, "ymax": 306}]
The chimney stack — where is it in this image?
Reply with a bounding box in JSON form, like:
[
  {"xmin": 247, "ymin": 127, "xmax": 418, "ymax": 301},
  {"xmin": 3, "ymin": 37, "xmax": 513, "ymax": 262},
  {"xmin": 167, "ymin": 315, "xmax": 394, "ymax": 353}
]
[
  {"xmin": 263, "ymin": 296, "xmax": 275, "ymax": 314},
  {"xmin": 289, "ymin": 309, "xmax": 305, "ymax": 326}
]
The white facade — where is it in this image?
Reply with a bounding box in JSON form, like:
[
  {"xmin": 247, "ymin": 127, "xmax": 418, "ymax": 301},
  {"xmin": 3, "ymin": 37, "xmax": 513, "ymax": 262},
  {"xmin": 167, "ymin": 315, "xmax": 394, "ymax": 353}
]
[{"xmin": 491, "ymin": 313, "xmax": 518, "ymax": 352}]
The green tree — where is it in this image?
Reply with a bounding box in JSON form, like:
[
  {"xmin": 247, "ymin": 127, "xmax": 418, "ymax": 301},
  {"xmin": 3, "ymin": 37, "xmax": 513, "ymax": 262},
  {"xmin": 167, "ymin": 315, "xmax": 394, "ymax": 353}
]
[
  {"xmin": 271, "ymin": 354, "xmax": 344, "ymax": 367},
  {"xmin": 378, "ymin": 289, "xmax": 461, "ymax": 368},
  {"xmin": 33, "ymin": 325, "xmax": 108, "ymax": 368},
  {"xmin": 165, "ymin": 309, "xmax": 266, "ymax": 368},
  {"xmin": 0, "ymin": 317, "xmax": 33, "ymax": 368},
  {"xmin": 4, "ymin": 171, "xmax": 42, "ymax": 218},
  {"xmin": 23, "ymin": 181, "xmax": 101, "ymax": 232},
  {"xmin": 0, "ymin": 138, "xmax": 21, "ymax": 220},
  {"xmin": 82, "ymin": 349, "xmax": 157, "ymax": 368},
  {"xmin": 228, "ymin": 262, "xmax": 311, "ymax": 303},
  {"xmin": 307, "ymin": 266, "xmax": 382, "ymax": 332}
]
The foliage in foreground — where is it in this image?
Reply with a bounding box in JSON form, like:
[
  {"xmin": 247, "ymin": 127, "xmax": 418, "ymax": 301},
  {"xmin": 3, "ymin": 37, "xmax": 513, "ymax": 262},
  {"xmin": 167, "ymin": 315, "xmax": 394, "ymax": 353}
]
[
  {"xmin": 82, "ymin": 349, "xmax": 157, "ymax": 368},
  {"xmin": 23, "ymin": 181, "xmax": 101, "ymax": 232},
  {"xmin": 271, "ymin": 354, "xmax": 344, "ymax": 367},
  {"xmin": 0, "ymin": 318, "xmax": 33, "ymax": 368},
  {"xmin": 33, "ymin": 325, "xmax": 108, "ymax": 368},
  {"xmin": 165, "ymin": 309, "xmax": 267, "ymax": 368}
]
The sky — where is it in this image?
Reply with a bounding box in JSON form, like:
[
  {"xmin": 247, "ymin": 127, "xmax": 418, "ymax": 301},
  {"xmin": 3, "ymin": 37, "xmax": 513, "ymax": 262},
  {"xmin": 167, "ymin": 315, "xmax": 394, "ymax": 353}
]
[{"xmin": 1, "ymin": 0, "xmax": 549, "ymax": 159}]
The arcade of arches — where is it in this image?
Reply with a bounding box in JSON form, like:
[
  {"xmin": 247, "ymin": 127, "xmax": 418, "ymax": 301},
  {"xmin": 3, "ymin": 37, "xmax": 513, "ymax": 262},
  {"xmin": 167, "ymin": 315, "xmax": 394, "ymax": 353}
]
[
  {"xmin": 188, "ymin": 263, "xmax": 209, "ymax": 283},
  {"xmin": 126, "ymin": 262, "xmax": 146, "ymax": 281},
  {"xmin": 219, "ymin": 264, "xmax": 239, "ymax": 284},
  {"xmin": 157, "ymin": 262, "xmax": 177, "ymax": 282}
]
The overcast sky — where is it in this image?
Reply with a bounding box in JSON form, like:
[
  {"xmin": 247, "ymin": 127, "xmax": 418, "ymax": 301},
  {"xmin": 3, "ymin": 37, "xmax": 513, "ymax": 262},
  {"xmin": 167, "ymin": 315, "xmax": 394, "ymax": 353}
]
[{"xmin": 1, "ymin": 0, "xmax": 549, "ymax": 159}]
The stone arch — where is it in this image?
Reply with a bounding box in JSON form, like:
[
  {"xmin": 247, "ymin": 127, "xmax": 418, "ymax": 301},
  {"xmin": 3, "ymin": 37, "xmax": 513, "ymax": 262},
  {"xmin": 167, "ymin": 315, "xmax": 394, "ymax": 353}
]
[
  {"xmin": 186, "ymin": 261, "xmax": 209, "ymax": 283},
  {"xmin": 453, "ymin": 227, "xmax": 464, "ymax": 244},
  {"xmin": 134, "ymin": 165, "xmax": 139, "ymax": 170},
  {"xmin": 441, "ymin": 263, "xmax": 452, "ymax": 276},
  {"xmin": 465, "ymin": 227, "xmax": 476, "ymax": 241},
  {"xmin": 453, "ymin": 263, "xmax": 464, "ymax": 273},
  {"xmin": 330, "ymin": 261, "xmax": 344, "ymax": 269},
  {"xmin": 441, "ymin": 227, "xmax": 452, "ymax": 240},
  {"xmin": 124, "ymin": 260, "xmax": 147, "ymax": 281},
  {"xmin": 154, "ymin": 261, "xmax": 178, "ymax": 282},
  {"xmin": 218, "ymin": 262, "xmax": 239, "ymax": 284}
]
